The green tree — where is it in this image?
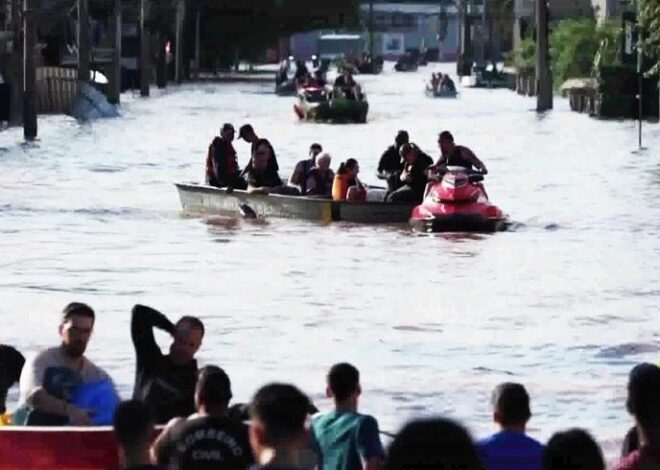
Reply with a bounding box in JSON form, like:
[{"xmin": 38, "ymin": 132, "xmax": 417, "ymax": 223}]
[{"xmin": 640, "ymin": 0, "xmax": 660, "ymax": 74}]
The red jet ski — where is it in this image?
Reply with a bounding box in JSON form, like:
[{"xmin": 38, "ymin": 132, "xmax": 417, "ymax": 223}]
[{"xmin": 410, "ymin": 167, "xmax": 507, "ymax": 232}]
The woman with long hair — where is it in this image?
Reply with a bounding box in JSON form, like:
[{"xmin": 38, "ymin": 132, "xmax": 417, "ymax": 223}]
[{"xmin": 332, "ymin": 158, "xmax": 365, "ymax": 202}]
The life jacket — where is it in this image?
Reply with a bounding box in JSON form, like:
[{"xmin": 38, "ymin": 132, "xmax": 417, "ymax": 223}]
[
  {"xmin": 206, "ymin": 137, "xmax": 238, "ymax": 185},
  {"xmin": 332, "ymin": 173, "xmax": 350, "ymax": 201}
]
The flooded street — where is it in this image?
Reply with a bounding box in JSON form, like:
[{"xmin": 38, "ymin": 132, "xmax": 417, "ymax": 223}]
[{"xmin": 1, "ymin": 62, "xmax": 660, "ymax": 455}]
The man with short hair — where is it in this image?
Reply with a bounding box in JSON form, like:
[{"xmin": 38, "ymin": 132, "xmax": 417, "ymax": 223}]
[
  {"xmin": 290, "ymin": 143, "xmax": 323, "ymax": 194},
  {"xmin": 312, "ymin": 363, "xmax": 384, "ymax": 470},
  {"xmin": 131, "ymin": 304, "xmax": 204, "ymax": 424},
  {"xmin": 432, "ymin": 130, "xmax": 488, "ymax": 174},
  {"xmin": 151, "ymin": 365, "xmax": 252, "ymax": 470},
  {"xmin": 616, "ymin": 363, "xmax": 660, "ymax": 470},
  {"xmin": 239, "ymin": 123, "xmax": 279, "ymax": 173},
  {"xmin": 377, "ymin": 130, "xmax": 408, "ymax": 195},
  {"xmin": 206, "ymin": 123, "xmax": 247, "ymax": 189},
  {"xmin": 16, "ymin": 302, "xmax": 115, "ymax": 426},
  {"xmin": 249, "ymin": 382, "xmax": 313, "ymax": 470},
  {"xmin": 477, "ymin": 382, "xmax": 543, "ymax": 470},
  {"xmin": 113, "ymin": 400, "xmax": 158, "ymax": 470}
]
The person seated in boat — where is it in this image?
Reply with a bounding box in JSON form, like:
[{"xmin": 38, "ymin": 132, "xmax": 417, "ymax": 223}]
[
  {"xmin": 151, "ymin": 365, "xmax": 253, "ymax": 470},
  {"xmin": 377, "ymin": 130, "xmax": 408, "ymax": 195},
  {"xmin": 332, "ymin": 158, "xmax": 366, "ymax": 202},
  {"xmin": 294, "ymin": 60, "xmax": 310, "ymax": 84},
  {"xmin": 289, "ymin": 143, "xmax": 322, "ymax": 194},
  {"xmin": 206, "ymin": 123, "xmax": 247, "ymax": 190},
  {"xmin": 334, "ymin": 67, "xmax": 361, "ymax": 101},
  {"xmin": 305, "ymin": 152, "xmax": 335, "ymax": 197},
  {"xmin": 131, "ymin": 304, "xmax": 204, "ymax": 424},
  {"xmin": 246, "ymin": 139, "xmax": 300, "ymax": 196},
  {"xmin": 386, "ymin": 143, "xmax": 433, "ymax": 203},
  {"xmin": 430, "ymin": 131, "xmax": 488, "ymax": 175},
  {"xmin": 0, "ymin": 342, "xmax": 25, "ymax": 422},
  {"xmin": 440, "ymin": 74, "xmax": 456, "ymax": 93},
  {"xmin": 15, "ymin": 302, "xmax": 117, "ymax": 426},
  {"xmin": 114, "ymin": 400, "xmax": 159, "ymax": 470},
  {"xmin": 239, "ymin": 123, "xmax": 279, "ymax": 173},
  {"xmin": 430, "ymin": 73, "xmax": 441, "ymax": 92}
]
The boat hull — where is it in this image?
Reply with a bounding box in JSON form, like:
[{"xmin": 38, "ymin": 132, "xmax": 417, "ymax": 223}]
[
  {"xmin": 176, "ymin": 183, "xmax": 413, "ymax": 224},
  {"xmin": 425, "ymin": 88, "xmax": 458, "ymax": 98},
  {"xmin": 0, "ymin": 426, "xmax": 119, "ymax": 469},
  {"xmin": 295, "ymin": 96, "xmax": 368, "ymax": 123}
]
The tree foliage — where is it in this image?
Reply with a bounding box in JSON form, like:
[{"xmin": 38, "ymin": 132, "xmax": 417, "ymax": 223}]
[
  {"xmin": 550, "ymin": 18, "xmax": 620, "ymax": 86},
  {"xmin": 640, "ymin": 0, "xmax": 660, "ymax": 74}
]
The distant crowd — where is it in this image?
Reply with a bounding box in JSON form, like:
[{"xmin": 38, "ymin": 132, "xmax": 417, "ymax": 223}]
[
  {"xmin": 1, "ymin": 303, "xmax": 658, "ymax": 470},
  {"xmin": 205, "ymin": 123, "xmax": 489, "ymax": 205}
]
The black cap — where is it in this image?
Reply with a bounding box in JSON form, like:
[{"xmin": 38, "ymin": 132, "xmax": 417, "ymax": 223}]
[
  {"xmin": 395, "ymin": 130, "xmax": 409, "ymax": 144},
  {"xmin": 627, "ymin": 363, "xmax": 660, "ymax": 418},
  {"xmin": 221, "ymin": 123, "xmax": 235, "ymax": 133},
  {"xmin": 238, "ymin": 124, "xmax": 254, "ymax": 140}
]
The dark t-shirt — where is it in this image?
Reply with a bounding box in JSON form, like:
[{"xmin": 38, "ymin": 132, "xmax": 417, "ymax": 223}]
[
  {"xmin": 246, "ymin": 168, "xmax": 283, "ymax": 189},
  {"xmin": 131, "ymin": 305, "xmax": 197, "ymax": 424},
  {"xmin": 0, "ymin": 345, "xmax": 25, "ymax": 414},
  {"xmin": 155, "ymin": 416, "xmax": 253, "ymax": 470},
  {"xmin": 377, "ymin": 145, "xmax": 403, "ymax": 175},
  {"xmin": 334, "ymin": 75, "xmax": 356, "ymax": 88}
]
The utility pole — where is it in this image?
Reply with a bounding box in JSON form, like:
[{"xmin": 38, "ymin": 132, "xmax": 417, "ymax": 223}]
[
  {"xmin": 175, "ymin": 0, "xmax": 186, "ymax": 84},
  {"xmin": 77, "ymin": 0, "xmax": 90, "ymax": 83},
  {"xmin": 23, "ymin": 0, "xmax": 37, "ymax": 139},
  {"xmin": 368, "ymin": 0, "xmax": 374, "ymax": 58},
  {"xmin": 139, "ymin": 0, "xmax": 150, "ymax": 96},
  {"xmin": 535, "ymin": 0, "xmax": 553, "ymax": 111},
  {"xmin": 194, "ymin": 0, "xmax": 201, "ymax": 79},
  {"xmin": 108, "ymin": 0, "xmax": 122, "ymax": 104},
  {"xmin": 636, "ymin": 0, "xmax": 643, "ymax": 149},
  {"xmin": 9, "ymin": 0, "xmax": 23, "ymax": 125}
]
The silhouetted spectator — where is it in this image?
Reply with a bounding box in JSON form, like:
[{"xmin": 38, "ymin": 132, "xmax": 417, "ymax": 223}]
[
  {"xmin": 151, "ymin": 365, "xmax": 252, "ymax": 470},
  {"xmin": 113, "ymin": 400, "xmax": 158, "ymax": 470},
  {"xmin": 249, "ymin": 383, "xmax": 314, "ymax": 470},
  {"xmin": 477, "ymin": 383, "xmax": 543, "ymax": 470},
  {"xmin": 542, "ymin": 429, "xmax": 604, "ymax": 470},
  {"xmin": 616, "ymin": 363, "xmax": 660, "ymax": 470},
  {"xmin": 385, "ymin": 417, "xmax": 483, "ymax": 470}
]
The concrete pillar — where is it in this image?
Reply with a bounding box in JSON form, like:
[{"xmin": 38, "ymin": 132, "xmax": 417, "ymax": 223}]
[
  {"xmin": 107, "ymin": 0, "xmax": 122, "ymax": 104},
  {"xmin": 175, "ymin": 0, "xmax": 185, "ymax": 84},
  {"xmin": 9, "ymin": 0, "xmax": 23, "ymax": 125},
  {"xmin": 535, "ymin": 0, "xmax": 553, "ymax": 111},
  {"xmin": 139, "ymin": 0, "xmax": 150, "ymax": 96},
  {"xmin": 78, "ymin": 0, "xmax": 90, "ymax": 83},
  {"xmin": 23, "ymin": 0, "xmax": 37, "ymax": 139}
]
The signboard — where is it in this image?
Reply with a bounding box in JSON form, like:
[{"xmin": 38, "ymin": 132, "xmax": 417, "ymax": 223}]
[{"xmin": 382, "ymin": 33, "xmax": 405, "ymax": 56}]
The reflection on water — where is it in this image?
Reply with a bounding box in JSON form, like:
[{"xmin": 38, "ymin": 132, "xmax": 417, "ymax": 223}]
[{"xmin": 0, "ymin": 63, "xmax": 659, "ymax": 455}]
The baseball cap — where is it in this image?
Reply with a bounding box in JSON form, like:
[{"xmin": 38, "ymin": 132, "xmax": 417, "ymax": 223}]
[
  {"xmin": 221, "ymin": 123, "xmax": 234, "ymax": 133},
  {"xmin": 197, "ymin": 365, "xmax": 232, "ymax": 403},
  {"xmin": 395, "ymin": 130, "xmax": 409, "ymax": 143}
]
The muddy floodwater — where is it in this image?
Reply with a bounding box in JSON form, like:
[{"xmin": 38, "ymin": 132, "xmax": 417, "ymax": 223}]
[{"xmin": 2, "ymin": 63, "xmax": 660, "ymax": 458}]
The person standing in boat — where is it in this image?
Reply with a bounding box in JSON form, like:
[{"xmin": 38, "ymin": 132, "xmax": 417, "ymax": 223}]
[
  {"xmin": 151, "ymin": 365, "xmax": 253, "ymax": 470},
  {"xmin": 334, "ymin": 67, "xmax": 360, "ymax": 101},
  {"xmin": 246, "ymin": 139, "xmax": 299, "ymax": 196},
  {"xmin": 206, "ymin": 123, "xmax": 247, "ymax": 190},
  {"xmin": 332, "ymin": 158, "xmax": 365, "ymax": 202},
  {"xmin": 131, "ymin": 304, "xmax": 204, "ymax": 424},
  {"xmin": 386, "ymin": 143, "xmax": 433, "ymax": 203},
  {"xmin": 15, "ymin": 302, "xmax": 116, "ymax": 426},
  {"xmin": 238, "ymin": 123, "xmax": 279, "ymax": 173},
  {"xmin": 305, "ymin": 153, "xmax": 335, "ymax": 197},
  {"xmin": 377, "ymin": 130, "xmax": 408, "ymax": 195},
  {"xmin": 0, "ymin": 342, "xmax": 25, "ymax": 421},
  {"xmin": 431, "ymin": 131, "xmax": 488, "ymax": 175},
  {"xmin": 289, "ymin": 143, "xmax": 322, "ymax": 194}
]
